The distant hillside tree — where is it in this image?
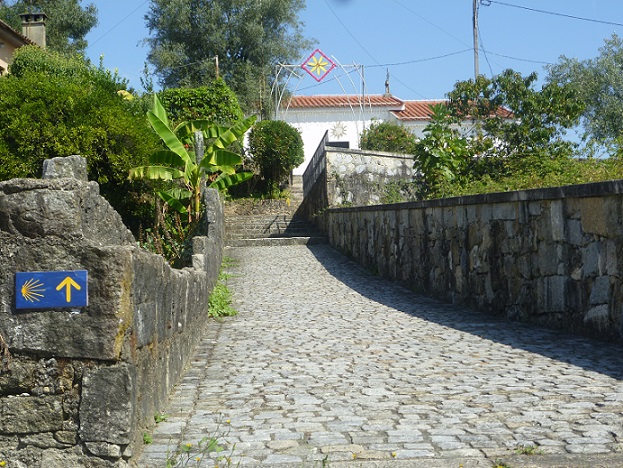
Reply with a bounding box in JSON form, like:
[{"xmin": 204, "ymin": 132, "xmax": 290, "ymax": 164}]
[
  {"xmin": 548, "ymin": 34, "xmax": 623, "ymax": 153},
  {"xmin": 144, "ymin": 0, "xmax": 313, "ymax": 116},
  {"xmin": 0, "ymin": 0, "xmax": 97, "ymax": 55}
]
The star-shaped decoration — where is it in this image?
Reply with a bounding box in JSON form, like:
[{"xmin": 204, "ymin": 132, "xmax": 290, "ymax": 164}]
[{"xmin": 301, "ymin": 49, "xmax": 336, "ymax": 82}]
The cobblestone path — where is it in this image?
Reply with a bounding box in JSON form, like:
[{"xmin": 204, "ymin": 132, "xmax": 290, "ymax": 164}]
[{"xmin": 138, "ymin": 245, "xmax": 623, "ymax": 468}]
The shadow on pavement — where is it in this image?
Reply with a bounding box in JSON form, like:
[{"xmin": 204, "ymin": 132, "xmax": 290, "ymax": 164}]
[{"xmin": 307, "ymin": 243, "xmax": 623, "ymax": 382}]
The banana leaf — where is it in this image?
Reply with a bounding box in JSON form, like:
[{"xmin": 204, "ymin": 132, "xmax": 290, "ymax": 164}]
[
  {"xmin": 209, "ymin": 171, "xmax": 254, "ymax": 191},
  {"xmin": 156, "ymin": 189, "xmax": 189, "ymax": 214},
  {"xmin": 128, "ymin": 165, "xmax": 185, "ymax": 181}
]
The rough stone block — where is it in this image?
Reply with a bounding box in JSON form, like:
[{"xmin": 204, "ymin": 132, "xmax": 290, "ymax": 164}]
[
  {"xmin": 42, "ymin": 155, "xmax": 88, "ymax": 181},
  {"xmin": 580, "ymin": 197, "xmax": 608, "ymax": 237},
  {"xmin": 590, "ymin": 276, "xmax": 611, "ymax": 305},
  {"xmin": 79, "ymin": 365, "xmax": 135, "ymax": 445},
  {"xmin": 0, "ymin": 395, "xmax": 63, "ymax": 433}
]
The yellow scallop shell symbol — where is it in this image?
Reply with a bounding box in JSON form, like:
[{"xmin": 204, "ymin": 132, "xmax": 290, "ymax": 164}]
[{"xmin": 21, "ymin": 278, "xmax": 45, "ymax": 302}]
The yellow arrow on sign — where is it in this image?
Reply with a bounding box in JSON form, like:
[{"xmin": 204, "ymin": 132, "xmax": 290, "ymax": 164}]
[{"xmin": 56, "ymin": 277, "xmax": 81, "ymax": 303}]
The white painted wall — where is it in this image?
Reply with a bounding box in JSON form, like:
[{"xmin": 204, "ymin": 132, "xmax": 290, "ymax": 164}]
[{"xmin": 282, "ymin": 106, "xmax": 430, "ymax": 175}]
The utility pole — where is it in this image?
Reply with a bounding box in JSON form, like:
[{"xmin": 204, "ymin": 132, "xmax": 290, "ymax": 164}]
[{"xmin": 473, "ymin": 0, "xmax": 479, "ymax": 79}]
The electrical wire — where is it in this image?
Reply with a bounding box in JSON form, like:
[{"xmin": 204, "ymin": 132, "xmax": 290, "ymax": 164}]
[
  {"xmin": 487, "ymin": 0, "xmax": 623, "ymax": 28},
  {"xmin": 478, "ymin": 25, "xmax": 495, "ymax": 76},
  {"xmin": 321, "ymin": 0, "xmax": 427, "ymax": 98},
  {"xmin": 87, "ymin": 1, "xmax": 150, "ymax": 49},
  {"xmin": 366, "ymin": 49, "xmax": 473, "ymax": 68},
  {"xmin": 321, "ymin": 0, "xmax": 379, "ymax": 65}
]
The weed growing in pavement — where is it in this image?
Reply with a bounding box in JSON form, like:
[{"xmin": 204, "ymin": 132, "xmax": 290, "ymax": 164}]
[
  {"xmin": 514, "ymin": 443, "xmax": 542, "ymax": 455},
  {"xmin": 208, "ymin": 258, "xmax": 238, "ymax": 318},
  {"xmin": 165, "ymin": 419, "xmax": 237, "ymax": 468},
  {"xmin": 155, "ymin": 412, "xmax": 168, "ymax": 424},
  {"xmin": 143, "ymin": 432, "xmax": 153, "ymax": 444},
  {"xmin": 492, "ymin": 460, "xmax": 512, "ymax": 468}
]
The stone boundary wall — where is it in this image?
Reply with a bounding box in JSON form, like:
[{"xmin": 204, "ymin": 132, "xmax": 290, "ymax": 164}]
[
  {"xmin": 300, "ymin": 141, "xmax": 414, "ymax": 219},
  {"xmin": 316, "ymin": 181, "xmax": 623, "ymax": 344},
  {"xmin": 325, "ymin": 148, "xmax": 413, "ymax": 206},
  {"xmin": 0, "ymin": 156, "xmax": 223, "ymax": 466}
]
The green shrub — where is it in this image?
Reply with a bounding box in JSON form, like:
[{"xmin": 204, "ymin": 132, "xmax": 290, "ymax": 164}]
[
  {"xmin": 0, "ymin": 46, "xmax": 159, "ymax": 233},
  {"xmin": 248, "ymin": 120, "xmax": 304, "ymax": 194},
  {"xmin": 360, "ymin": 120, "xmax": 417, "ymax": 154},
  {"xmin": 158, "ymin": 79, "xmax": 244, "ymax": 125}
]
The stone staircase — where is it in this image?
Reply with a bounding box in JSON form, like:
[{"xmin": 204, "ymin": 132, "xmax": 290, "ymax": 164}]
[{"xmin": 224, "ymin": 195, "xmax": 326, "ymax": 247}]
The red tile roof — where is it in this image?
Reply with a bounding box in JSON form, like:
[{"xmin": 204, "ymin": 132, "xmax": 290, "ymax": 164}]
[
  {"xmin": 283, "ymin": 95, "xmax": 513, "ymax": 121},
  {"xmin": 0, "ymin": 19, "xmax": 33, "ymax": 46},
  {"xmin": 285, "ymin": 95, "xmax": 404, "ymax": 109},
  {"xmin": 391, "ymin": 100, "xmax": 447, "ymax": 121}
]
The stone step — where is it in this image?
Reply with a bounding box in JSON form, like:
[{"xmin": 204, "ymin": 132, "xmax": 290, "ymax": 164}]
[
  {"xmin": 225, "ymin": 236, "xmax": 327, "ymax": 247},
  {"xmin": 224, "ymin": 213, "xmax": 326, "ymax": 246}
]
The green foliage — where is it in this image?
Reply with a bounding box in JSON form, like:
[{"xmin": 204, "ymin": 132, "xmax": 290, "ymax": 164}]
[
  {"xmin": 0, "ymin": 0, "xmax": 97, "ymax": 55},
  {"xmin": 208, "ymin": 258, "xmax": 238, "ymax": 318},
  {"xmin": 413, "ymin": 104, "xmax": 469, "ymax": 197},
  {"xmin": 0, "ymin": 46, "xmax": 159, "ymax": 232},
  {"xmin": 143, "ymin": 432, "xmax": 153, "ymax": 445},
  {"xmin": 414, "ymin": 69, "xmax": 585, "ymax": 200},
  {"xmin": 448, "ymin": 69, "xmax": 583, "ymax": 164},
  {"xmin": 129, "ymin": 95, "xmax": 256, "ymax": 224},
  {"xmin": 144, "ymin": 0, "xmax": 312, "ymax": 115},
  {"xmin": 360, "ymin": 120, "xmax": 417, "ymax": 154},
  {"xmin": 248, "ymin": 120, "xmax": 304, "ymax": 194},
  {"xmin": 208, "ymin": 283, "xmax": 237, "ymax": 318},
  {"xmin": 166, "ymin": 419, "xmax": 235, "ymax": 467},
  {"xmin": 154, "ymin": 412, "xmax": 168, "ymax": 424},
  {"xmin": 158, "ymin": 79, "xmax": 244, "ymax": 125},
  {"xmin": 138, "ymin": 206, "xmax": 196, "ymax": 267},
  {"xmin": 548, "ymin": 33, "xmax": 623, "ymax": 151}
]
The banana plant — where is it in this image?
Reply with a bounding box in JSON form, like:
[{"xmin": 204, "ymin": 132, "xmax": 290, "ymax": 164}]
[{"xmin": 130, "ymin": 94, "xmax": 255, "ymax": 223}]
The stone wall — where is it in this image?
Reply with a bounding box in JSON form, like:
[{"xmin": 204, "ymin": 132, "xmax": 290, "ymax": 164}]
[
  {"xmin": 300, "ymin": 144, "xmax": 414, "ymax": 219},
  {"xmin": 316, "ymin": 181, "xmax": 623, "ymax": 344},
  {"xmin": 0, "ymin": 156, "xmax": 223, "ymax": 466}
]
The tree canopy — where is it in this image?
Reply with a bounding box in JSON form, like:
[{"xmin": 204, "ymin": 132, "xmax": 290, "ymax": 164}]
[
  {"xmin": 144, "ymin": 0, "xmax": 313, "ymax": 115},
  {"xmin": 0, "ymin": 0, "xmax": 97, "ymax": 55},
  {"xmin": 448, "ymin": 70, "xmax": 583, "ymax": 163},
  {"xmin": 548, "ymin": 33, "xmax": 623, "ymax": 152},
  {"xmin": 0, "ymin": 46, "xmax": 159, "ymax": 232}
]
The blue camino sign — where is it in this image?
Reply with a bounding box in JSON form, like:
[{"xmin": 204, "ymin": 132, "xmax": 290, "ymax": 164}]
[{"xmin": 15, "ymin": 270, "xmax": 88, "ymax": 309}]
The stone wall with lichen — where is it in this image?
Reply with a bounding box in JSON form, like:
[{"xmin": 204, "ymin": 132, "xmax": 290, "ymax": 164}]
[
  {"xmin": 316, "ymin": 181, "xmax": 623, "ymax": 344},
  {"xmin": 0, "ymin": 156, "xmax": 223, "ymax": 466}
]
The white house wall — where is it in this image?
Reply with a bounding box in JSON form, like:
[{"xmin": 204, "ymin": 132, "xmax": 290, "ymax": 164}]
[{"xmin": 284, "ymin": 107, "xmax": 428, "ymax": 175}]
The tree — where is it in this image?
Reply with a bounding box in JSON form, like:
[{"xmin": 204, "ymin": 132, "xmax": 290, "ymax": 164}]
[
  {"xmin": 548, "ymin": 34, "xmax": 623, "ymax": 152},
  {"xmin": 158, "ymin": 78, "xmax": 244, "ymax": 125},
  {"xmin": 144, "ymin": 0, "xmax": 312, "ymax": 115},
  {"xmin": 447, "ymin": 69, "xmax": 584, "ymax": 177},
  {"xmin": 359, "ymin": 120, "xmax": 417, "ymax": 154},
  {"xmin": 129, "ymin": 95, "xmax": 255, "ymax": 224},
  {"xmin": 0, "ymin": 45, "xmax": 159, "ymax": 232},
  {"xmin": 248, "ymin": 120, "xmax": 303, "ymax": 194},
  {"xmin": 413, "ymin": 104, "xmax": 469, "ymax": 197},
  {"xmin": 0, "ymin": 0, "xmax": 97, "ymax": 55}
]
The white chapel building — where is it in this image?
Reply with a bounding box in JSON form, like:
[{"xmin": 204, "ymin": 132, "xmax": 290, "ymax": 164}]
[{"xmin": 279, "ymin": 94, "xmax": 447, "ymax": 175}]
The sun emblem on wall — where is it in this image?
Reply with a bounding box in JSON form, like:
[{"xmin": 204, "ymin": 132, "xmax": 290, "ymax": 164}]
[{"xmin": 331, "ymin": 122, "xmax": 347, "ymax": 139}]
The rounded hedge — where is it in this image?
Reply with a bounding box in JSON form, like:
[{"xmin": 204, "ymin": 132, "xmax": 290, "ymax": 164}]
[{"xmin": 249, "ymin": 120, "xmax": 304, "ymax": 191}]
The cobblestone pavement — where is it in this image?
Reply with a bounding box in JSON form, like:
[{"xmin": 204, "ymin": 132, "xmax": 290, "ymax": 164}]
[{"xmin": 138, "ymin": 245, "xmax": 623, "ymax": 468}]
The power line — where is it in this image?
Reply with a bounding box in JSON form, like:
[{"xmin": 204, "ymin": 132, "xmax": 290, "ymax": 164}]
[
  {"xmin": 322, "ymin": 0, "xmax": 427, "ymax": 98},
  {"xmin": 322, "ymin": 0, "xmax": 378, "ymax": 65},
  {"xmin": 87, "ymin": 1, "xmax": 149, "ymax": 49},
  {"xmin": 366, "ymin": 49, "xmax": 473, "ymax": 68},
  {"xmin": 487, "ymin": 0, "xmax": 623, "ymax": 28}
]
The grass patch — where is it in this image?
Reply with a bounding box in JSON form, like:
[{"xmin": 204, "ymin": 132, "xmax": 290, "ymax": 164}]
[{"xmin": 208, "ymin": 257, "xmax": 238, "ymax": 318}]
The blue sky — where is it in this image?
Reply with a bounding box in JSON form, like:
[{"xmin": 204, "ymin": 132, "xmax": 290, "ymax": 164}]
[{"xmin": 85, "ymin": 1, "xmax": 623, "ymax": 100}]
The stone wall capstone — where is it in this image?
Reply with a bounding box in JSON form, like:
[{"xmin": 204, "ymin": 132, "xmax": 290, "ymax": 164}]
[{"xmin": 0, "ymin": 156, "xmax": 224, "ymax": 467}]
